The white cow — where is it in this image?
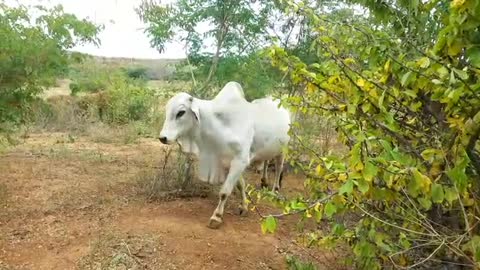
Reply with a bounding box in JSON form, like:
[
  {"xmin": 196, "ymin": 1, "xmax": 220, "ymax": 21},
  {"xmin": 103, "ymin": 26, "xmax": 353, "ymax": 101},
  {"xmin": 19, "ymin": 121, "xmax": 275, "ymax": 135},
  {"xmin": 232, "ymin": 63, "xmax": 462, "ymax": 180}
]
[
  {"xmin": 174, "ymin": 94, "xmax": 291, "ymax": 192},
  {"xmin": 158, "ymin": 81, "xmax": 291, "ymax": 229}
]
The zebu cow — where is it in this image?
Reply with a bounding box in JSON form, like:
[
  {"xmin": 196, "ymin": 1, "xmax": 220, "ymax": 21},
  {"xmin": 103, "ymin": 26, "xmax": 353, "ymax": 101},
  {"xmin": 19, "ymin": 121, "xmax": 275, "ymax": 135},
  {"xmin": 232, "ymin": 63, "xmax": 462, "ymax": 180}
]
[{"xmin": 158, "ymin": 82, "xmax": 291, "ymax": 228}]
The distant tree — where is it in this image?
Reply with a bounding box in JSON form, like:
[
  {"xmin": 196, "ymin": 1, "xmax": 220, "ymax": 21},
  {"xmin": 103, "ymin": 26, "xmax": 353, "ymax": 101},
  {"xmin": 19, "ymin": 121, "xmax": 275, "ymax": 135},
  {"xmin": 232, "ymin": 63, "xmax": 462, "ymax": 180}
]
[{"xmin": 136, "ymin": 0, "xmax": 284, "ymax": 97}]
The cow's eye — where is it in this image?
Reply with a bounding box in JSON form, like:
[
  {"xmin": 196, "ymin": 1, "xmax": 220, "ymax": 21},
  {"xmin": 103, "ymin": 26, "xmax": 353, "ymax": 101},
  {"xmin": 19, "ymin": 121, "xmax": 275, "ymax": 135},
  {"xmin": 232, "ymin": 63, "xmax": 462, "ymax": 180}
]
[{"xmin": 176, "ymin": 110, "xmax": 186, "ymax": 119}]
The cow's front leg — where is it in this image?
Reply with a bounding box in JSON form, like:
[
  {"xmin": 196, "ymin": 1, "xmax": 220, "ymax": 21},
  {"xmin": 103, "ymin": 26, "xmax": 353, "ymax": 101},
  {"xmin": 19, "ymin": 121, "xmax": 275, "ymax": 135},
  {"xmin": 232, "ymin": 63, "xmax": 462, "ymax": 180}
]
[
  {"xmin": 272, "ymin": 154, "xmax": 285, "ymax": 192},
  {"xmin": 234, "ymin": 176, "xmax": 248, "ymax": 217},
  {"xmin": 208, "ymin": 156, "xmax": 249, "ymax": 229}
]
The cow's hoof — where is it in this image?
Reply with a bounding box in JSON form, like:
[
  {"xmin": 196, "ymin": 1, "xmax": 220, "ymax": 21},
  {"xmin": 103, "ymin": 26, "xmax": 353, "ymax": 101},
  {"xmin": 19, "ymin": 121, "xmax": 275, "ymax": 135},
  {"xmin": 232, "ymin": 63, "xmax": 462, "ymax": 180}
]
[
  {"xmin": 234, "ymin": 206, "xmax": 248, "ymax": 217},
  {"xmin": 207, "ymin": 217, "xmax": 223, "ymax": 229}
]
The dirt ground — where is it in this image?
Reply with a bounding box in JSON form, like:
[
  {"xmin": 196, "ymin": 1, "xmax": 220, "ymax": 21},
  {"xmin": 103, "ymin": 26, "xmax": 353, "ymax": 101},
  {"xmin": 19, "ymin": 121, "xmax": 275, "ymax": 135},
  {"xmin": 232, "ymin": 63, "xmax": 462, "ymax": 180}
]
[{"xmin": 0, "ymin": 132, "xmax": 345, "ymax": 270}]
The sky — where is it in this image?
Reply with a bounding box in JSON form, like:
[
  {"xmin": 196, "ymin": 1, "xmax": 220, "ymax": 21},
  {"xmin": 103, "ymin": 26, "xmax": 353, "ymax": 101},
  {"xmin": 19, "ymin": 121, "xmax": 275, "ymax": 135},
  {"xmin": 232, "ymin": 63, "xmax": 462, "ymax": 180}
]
[{"xmin": 9, "ymin": 0, "xmax": 186, "ymax": 59}]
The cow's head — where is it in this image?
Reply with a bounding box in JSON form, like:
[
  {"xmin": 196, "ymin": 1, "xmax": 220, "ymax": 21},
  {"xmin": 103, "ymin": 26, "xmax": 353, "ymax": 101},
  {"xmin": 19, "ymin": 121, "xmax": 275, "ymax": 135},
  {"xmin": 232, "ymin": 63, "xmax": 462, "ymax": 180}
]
[{"xmin": 159, "ymin": 92, "xmax": 200, "ymax": 144}]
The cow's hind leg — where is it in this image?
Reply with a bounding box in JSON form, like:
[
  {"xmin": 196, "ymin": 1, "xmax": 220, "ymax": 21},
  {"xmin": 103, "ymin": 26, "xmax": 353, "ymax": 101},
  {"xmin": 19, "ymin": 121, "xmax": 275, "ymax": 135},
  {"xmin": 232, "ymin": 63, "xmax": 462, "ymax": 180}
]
[
  {"xmin": 234, "ymin": 176, "xmax": 248, "ymax": 216},
  {"xmin": 260, "ymin": 161, "xmax": 268, "ymax": 188},
  {"xmin": 272, "ymin": 154, "xmax": 285, "ymax": 192},
  {"xmin": 208, "ymin": 156, "xmax": 249, "ymax": 229}
]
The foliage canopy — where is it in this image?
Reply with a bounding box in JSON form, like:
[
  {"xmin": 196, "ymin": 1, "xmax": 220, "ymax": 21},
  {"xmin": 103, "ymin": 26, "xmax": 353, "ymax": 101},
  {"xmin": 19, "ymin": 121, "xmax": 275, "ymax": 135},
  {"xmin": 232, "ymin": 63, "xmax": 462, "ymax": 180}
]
[
  {"xmin": 253, "ymin": 0, "xmax": 480, "ymax": 268},
  {"xmin": 0, "ymin": 2, "xmax": 101, "ymax": 133}
]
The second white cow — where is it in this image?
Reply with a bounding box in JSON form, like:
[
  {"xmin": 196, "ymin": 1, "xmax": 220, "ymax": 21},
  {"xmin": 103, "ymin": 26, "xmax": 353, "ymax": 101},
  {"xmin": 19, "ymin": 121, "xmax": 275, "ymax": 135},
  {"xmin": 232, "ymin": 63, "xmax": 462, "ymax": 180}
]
[{"xmin": 158, "ymin": 81, "xmax": 291, "ymax": 229}]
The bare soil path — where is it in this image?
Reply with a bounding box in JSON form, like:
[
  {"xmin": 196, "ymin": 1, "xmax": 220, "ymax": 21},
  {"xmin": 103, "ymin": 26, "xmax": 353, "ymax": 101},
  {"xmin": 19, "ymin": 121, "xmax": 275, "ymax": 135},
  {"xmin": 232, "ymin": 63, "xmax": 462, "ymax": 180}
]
[{"xmin": 0, "ymin": 133, "xmax": 342, "ymax": 270}]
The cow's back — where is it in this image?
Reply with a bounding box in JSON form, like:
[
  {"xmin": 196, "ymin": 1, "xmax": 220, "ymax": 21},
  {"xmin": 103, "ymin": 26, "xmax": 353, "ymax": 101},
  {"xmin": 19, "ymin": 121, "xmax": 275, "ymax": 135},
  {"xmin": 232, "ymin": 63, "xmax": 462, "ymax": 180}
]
[{"xmin": 250, "ymin": 97, "xmax": 291, "ymax": 161}]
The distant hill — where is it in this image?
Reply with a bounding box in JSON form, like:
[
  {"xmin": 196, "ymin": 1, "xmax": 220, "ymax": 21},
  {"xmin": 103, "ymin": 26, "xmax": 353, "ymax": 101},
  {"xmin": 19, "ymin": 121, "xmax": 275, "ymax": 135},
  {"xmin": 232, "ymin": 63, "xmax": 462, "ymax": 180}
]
[{"xmin": 69, "ymin": 51, "xmax": 186, "ymax": 80}]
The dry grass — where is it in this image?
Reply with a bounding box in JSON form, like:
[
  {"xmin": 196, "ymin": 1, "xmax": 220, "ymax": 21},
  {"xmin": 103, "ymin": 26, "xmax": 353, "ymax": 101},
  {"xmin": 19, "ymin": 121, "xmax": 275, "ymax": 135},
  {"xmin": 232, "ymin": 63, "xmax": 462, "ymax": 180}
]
[
  {"xmin": 135, "ymin": 147, "xmax": 214, "ymax": 202},
  {"xmin": 0, "ymin": 183, "xmax": 8, "ymax": 208}
]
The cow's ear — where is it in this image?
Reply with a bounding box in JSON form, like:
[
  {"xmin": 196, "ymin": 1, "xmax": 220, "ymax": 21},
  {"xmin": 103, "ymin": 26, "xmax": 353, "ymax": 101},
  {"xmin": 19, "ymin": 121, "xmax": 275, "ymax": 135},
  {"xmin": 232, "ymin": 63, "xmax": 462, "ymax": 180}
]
[{"xmin": 189, "ymin": 96, "xmax": 200, "ymax": 123}]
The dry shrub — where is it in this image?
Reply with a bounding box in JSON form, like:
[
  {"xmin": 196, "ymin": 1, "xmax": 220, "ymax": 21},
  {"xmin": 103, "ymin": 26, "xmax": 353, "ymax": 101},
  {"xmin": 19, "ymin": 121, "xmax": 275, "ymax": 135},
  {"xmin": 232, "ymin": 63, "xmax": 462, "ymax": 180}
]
[
  {"xmin": 287, "ymin": 112, "xmax": 347, "ymax": 171},
  {"xmin": 85, "ymin": 122, "xmax": 152, "ymax": 145},
  {"xmin": 136, "ymin": 147, "xmax": 213, "ymax": 201},
  {"xmin": 32, "ymin": 95, "xmax": 97, "ymax": 133}
]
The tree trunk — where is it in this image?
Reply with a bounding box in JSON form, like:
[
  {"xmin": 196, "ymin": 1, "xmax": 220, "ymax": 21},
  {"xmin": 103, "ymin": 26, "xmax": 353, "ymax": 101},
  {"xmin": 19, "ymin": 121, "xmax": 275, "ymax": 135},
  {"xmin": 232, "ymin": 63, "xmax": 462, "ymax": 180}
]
[
  {"xmin": 197, "ymin": 28, "xmax": 226, "ymax": 97},
  {"xmin": 197, "ymin": 0, "xmax": 230, "ymax": 97}
]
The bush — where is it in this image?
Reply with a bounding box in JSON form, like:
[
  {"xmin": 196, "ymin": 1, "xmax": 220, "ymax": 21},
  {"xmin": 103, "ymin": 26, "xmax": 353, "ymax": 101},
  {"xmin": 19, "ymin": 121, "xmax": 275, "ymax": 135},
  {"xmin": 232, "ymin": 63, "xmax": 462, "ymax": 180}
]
[
  {"xmin": 123, "ymin": 66, "xmax": 148, "ymax": 80},
  {"xmin": 102, "ymin": 77, "xmax": 156, "ymax": 124},
  {"xmin": 69, "ymin": 79, "xmax": 107, "ymax": 95},
  {"xmin": 68, "ymin": 59, "xmax": 120, "ymax": 96}
]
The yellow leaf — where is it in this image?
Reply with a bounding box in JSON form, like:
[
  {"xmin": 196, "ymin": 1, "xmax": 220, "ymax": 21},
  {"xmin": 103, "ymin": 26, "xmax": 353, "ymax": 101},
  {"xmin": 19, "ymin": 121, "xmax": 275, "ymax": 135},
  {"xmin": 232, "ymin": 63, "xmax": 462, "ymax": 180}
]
[
  {"xmin": 399, "ymin": 255, "xmax": 408, "ymax": 266},
  {"xmin": 318, "ymin": 26, "xmax": 327, "ymax": 32},
  {"xmin": 316, "ymin": 165, "xmax": 324, "ymax": 176},
  {"xmin": 463, "ymin": 197, "xmax": 474, "ymax": 206},
  {"xmin": 413, "ymin": 168, "xmax": 432, "ymax": 193},
  {"xmin": 314, "ymin": 202, "xmax": 321, "ymax": 212},
  {"xmin": 379, "ymin": 74, "xmax": 389, "ymax": 83},
  {"xmin": 357, "ymin": 78, "xmax": 366, "ymax": 87},
  {"xmin": 430, "ymin": 163, "xmax": 443, "ymax": 178},
  {"xmin": 451, "ymin": 0, "xmax": 466, "ymax": 8},
  {"xmin": 369, "ymin": 88, "xmax": 379, "ymax": 98},
  {"xmin": 416, "ymin": 57, "xmax": 430, "ymax": 68},
  {"xmin": 344, "ymin": 58, "xmax": 356, "ymax": 65},
  {"xmin": 306, "ymin": 83, "xmax": 316, "ymax": 94},
  {"xmin": 355, "ymin": 161, "xmax": 364, "ymax": 172},
  {"xmin": 406, "ymin": 117, "xmax": 416, "ymax": 125},
  {"xmin": 448, "ymin": 40, "xmax": 463, "ymax": 56},
  {"xmin": 384, "ymin": 59, "xmax": 391, "ymax": 72},
  {"xmin": 338, "ymin": 173, "xmax": 348, "ymax": 181},
  {"xmin": 447, "ymin": 116, "xmax": 465, "ymax": 129},
  {"xmin": 328, "ymin": 75, "xmax": 339, "ymax": 84}
]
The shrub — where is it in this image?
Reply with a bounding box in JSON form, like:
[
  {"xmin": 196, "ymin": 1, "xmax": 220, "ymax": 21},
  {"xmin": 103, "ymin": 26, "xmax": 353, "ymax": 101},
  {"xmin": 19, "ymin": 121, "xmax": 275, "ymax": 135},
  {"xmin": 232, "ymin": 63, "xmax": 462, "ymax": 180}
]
[
  {"xmin": 103, "ymin": 77, "xmax": 156, "ymax": 124},
  {"xmin": 123, "ymin": 66, "xmax": 148, "ymax": 80}
]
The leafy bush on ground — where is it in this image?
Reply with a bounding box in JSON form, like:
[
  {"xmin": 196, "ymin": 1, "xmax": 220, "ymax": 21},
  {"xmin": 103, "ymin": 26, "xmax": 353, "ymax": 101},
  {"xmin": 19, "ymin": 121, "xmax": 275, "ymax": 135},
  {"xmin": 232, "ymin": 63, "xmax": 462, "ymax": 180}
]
[
  {"xmin": 102, "ymin": 77, "xmax": 156, "ymax": 124},
  {"xmin": 122, "ymin": 66, "xmax": 149, "ymax": 80},
  {"xmin": 253, "ymin": 0, "xmax": 480, "ymax": 269}
]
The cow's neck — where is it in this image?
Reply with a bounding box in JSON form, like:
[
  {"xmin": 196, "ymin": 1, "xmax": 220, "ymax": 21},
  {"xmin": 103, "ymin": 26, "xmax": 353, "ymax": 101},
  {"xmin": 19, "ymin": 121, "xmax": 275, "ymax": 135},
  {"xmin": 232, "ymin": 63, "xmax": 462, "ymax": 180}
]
[{"xmin": 189, "ymin": 98, "xmax": 224, "ymax": 150}]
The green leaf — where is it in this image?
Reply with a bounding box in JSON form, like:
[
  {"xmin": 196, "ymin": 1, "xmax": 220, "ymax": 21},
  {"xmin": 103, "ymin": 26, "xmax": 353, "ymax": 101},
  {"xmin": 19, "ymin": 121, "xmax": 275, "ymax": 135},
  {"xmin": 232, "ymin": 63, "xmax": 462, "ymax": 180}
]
[
  {"xmin": 444, "ymin": 186, "xmax": 458, "ymax": 204},
  {"xmin": 324, "ymin": 202, "xmax": 337, "ymax": 218},
  {"xmin": 462, "ymin": 236, "xmax": 480, "ymax": 262},
  {"xmin": 437, "ymin": 66, "xmax": 449, "ymax": 78},
  {"xmin": 339, "ymin": 179, "xmax": 354, "ymax": 195},
  {"xmin": 449, "ymin": 70, "xmax": 457, "ymax": 85},
  {"xmin": 467, "ymin": 46, "xmax": 480, "ymax": 68},
  {"xmin": 418, "ymin": 197, "xmax": 432, "ymax": 210},
  {"xmin": 447, "ymin": 158, "xmax": 469, "ymax": 192},
  {"xmin": 350, "ymin": 142, "xmax": 363, "ymax": 171},
  {"xmin": 408, "ymin": 168, "xmax": 432, "ymax": 197},
  {"xmin": 431, "ymin": 183, "xmax": 445, "ymax": 203},
  {"xmin": 453, "ymin": 68, "xmax": 468, "ymax": 80},
  {"xmin": 261, "ymin": 216, "xmax": 277, "ymax": 234},
  {"xmin": 357, "ymin": 179, "xmax": 370, "ymax": 194},
  {"xmin": 363, "ymin": 161, "xmax": 378, "ymax": 182},
  {"xmin": 378, "ymin": 90, "xmax": 386, "ymax": 111},
  {"xmin": 401, "ymin": 71, "xmax": 414, "ymax": 87}
]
